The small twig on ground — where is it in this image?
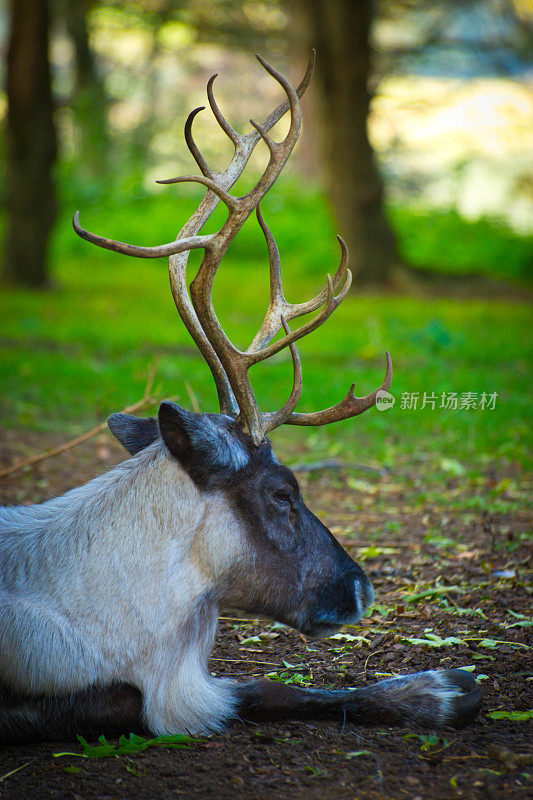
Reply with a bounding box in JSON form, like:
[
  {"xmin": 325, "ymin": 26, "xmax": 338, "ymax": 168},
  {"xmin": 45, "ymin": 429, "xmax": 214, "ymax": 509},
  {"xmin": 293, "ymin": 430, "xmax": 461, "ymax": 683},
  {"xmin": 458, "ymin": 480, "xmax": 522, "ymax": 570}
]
[
  {"xmin": 363, "ymin": 649, "xmax": 384, "ymax": 675},
  {"xmin": 184, "ymin": 380, "xmax": 201, "ymax": 414},
  {"xmin": 0, "ymin": 762, "xmax": 31, "ymax": 783},
  {"xmin": 0, "ymin": 358, "xmax": 164, "ymax": 480},
  {"xmin": 290, "ymin": 460, "xmax": 387, "ymax": 476},
  {"xmin": 210, "ymin": 658, "xmax": 281, "ymax": 667}
]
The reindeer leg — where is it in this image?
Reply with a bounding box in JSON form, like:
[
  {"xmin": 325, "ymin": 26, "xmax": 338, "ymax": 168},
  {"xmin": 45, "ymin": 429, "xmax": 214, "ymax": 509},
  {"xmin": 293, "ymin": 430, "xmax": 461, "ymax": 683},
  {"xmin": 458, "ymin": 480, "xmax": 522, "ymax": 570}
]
[
  {"xmin": 0, "ymin": 683, "xmax": 143, "ymax": 744},
  {"xmin": 235, "ymin": 669, "xmax": 481, "ymax": 730}
]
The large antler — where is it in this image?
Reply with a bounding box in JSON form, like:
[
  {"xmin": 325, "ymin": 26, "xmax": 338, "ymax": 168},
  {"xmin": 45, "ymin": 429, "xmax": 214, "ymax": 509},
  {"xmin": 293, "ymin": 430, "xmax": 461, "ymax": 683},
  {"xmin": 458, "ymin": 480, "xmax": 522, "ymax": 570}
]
[{"xmin": 74, "ymin": 54, "xmax": 391, "ymax": 445}]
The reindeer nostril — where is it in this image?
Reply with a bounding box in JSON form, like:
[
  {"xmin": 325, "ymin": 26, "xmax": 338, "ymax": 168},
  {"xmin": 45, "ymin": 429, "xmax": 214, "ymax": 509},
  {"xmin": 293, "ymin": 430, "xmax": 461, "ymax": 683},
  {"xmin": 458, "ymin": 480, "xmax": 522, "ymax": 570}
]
[
  {"xmin": 355, "ymin": 577, "xmax": 374, "ymax": 617},
  {"xmin": 364, "ymin": 579, "xmax": 375, "ymax": 610}
]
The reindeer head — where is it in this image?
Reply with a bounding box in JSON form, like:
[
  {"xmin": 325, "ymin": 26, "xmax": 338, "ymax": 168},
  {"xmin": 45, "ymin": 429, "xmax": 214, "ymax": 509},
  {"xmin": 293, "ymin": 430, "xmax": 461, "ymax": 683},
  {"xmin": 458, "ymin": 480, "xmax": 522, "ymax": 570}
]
[{"xmin": 75, "ymin": 54, "xmax": 391, "ymax": 639}]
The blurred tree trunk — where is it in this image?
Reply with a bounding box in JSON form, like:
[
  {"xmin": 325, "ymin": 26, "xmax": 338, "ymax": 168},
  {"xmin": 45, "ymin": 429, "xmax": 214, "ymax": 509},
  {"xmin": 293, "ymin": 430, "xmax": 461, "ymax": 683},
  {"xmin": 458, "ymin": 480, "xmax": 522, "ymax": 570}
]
[
  {"xmin": 63, "ymin": 0, "xmax": 109, "ymax": 177},
  {"xmin": 3, "ymin": 0, "xmax": 57, "ymax": 287},
  {"xmin": 299, "ymin": 0, "xmax": 401, "ymax": 286},
  {"xmin": 64, "ymin": 0, "xmax": 95, "ymax": 86}
]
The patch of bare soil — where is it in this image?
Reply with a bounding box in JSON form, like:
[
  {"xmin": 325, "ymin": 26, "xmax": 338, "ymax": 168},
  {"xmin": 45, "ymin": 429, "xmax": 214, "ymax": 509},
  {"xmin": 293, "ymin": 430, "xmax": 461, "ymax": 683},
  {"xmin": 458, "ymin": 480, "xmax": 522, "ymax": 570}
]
[{"xmin": 0, "ymin": 432, "xmax": 531, "ymax": 800}]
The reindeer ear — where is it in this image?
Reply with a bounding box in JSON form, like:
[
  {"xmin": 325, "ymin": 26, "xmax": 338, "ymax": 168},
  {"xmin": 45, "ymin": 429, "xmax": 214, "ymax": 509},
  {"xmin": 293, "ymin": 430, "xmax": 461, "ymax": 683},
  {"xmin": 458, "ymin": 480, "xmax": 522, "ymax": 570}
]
[
  {"xmin": 157, "ymin": 401, "xmax": 193, "ymax": 459},
  {"xmin": 158, "ymin": 401, "xmax": 249, "ymax": 473},
  {"xmin": 107, "ymin": 413, "xmax": 159, "ymax": 455}
]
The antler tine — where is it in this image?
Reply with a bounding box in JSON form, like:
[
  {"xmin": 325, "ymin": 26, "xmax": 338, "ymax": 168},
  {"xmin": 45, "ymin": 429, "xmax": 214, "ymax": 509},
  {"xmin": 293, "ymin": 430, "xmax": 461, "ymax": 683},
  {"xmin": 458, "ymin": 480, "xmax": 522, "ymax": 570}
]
[
  {"xmin": 207, "ymin": 74, "xmax": 241, "ymax": 147},
  {"xmin": 255, "ymin": 50, "xmax": 315, "ymax": 140},
  {"xmin": 246, "ymin": 204, "xmax": 285, "ymax": 353},
  {"xmin": 246, "ymin": 269, "xmax": 353, "ymax": 367},
  {"xmin": 284, "ymin": 236, "xmax": 349, "ymax": 320},
  {"xmin": 155, "ymin": 175, "xmax": 239, "ymax": 211},
  {"xmin": 286, "ymin": 352, "xmax": 393, "ymax": 427},
  {"xmin": 204, "ymin": 49, "xmax": 316, "ymax": 164},
  {"xmin": 254, "ymin": 54, "xmax": 300, "ymax": 137},
  {"xmin": 248, "ymin": 214, "xmax": 349, "ymax": 354},
  {"xmin": 244, "ymin": 55, "xmax": 302, "ymax": 207},
  {"xmin": 72, "ymin": 210, "xmax": 215, "ymax": 259},
  {"xmin": 73, "ymin": 173, "xmax": 239, "ymax": 263},
  {"xmin": 184, "ymin": 106, "xmax": 213, "ymax": 179},
  {"xmin": 262, "ymin": 317, "xmax": 302, "ymax": 434},
  {"xmin": 249, "ymin": 120, "xmax": 278, "ymax": 156}
]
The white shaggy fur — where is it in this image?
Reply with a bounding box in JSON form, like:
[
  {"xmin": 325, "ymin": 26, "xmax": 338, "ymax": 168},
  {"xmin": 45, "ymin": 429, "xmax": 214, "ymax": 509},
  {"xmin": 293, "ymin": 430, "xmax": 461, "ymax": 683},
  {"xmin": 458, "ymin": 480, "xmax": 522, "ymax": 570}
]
[{"xmin": 0, "ymin": 441, "xmax": 246, "ymax": 734}]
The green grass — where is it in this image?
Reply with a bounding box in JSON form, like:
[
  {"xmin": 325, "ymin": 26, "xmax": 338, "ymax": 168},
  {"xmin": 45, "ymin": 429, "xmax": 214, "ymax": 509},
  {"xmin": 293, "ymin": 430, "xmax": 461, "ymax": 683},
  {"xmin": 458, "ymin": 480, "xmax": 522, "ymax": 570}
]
[{"xmin": 1, "ymin": 179, "xmax": 531, "ymax": 476}]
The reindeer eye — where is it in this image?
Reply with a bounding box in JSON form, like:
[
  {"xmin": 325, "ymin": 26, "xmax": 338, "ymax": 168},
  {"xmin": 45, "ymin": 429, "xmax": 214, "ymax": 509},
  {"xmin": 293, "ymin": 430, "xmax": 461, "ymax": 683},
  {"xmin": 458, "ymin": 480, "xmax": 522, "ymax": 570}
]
[{"xmin": 272, "ymin": 491, "xmax": 291, "ymax": 506}]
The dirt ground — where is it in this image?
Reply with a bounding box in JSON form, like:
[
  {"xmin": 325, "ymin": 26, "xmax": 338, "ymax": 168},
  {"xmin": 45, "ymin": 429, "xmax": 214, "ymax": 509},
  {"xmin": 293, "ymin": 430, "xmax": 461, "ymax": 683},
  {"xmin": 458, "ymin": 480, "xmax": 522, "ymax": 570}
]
[{"xmin": 0, "ymin": 431, "xmax": 531, "ymax": 800}]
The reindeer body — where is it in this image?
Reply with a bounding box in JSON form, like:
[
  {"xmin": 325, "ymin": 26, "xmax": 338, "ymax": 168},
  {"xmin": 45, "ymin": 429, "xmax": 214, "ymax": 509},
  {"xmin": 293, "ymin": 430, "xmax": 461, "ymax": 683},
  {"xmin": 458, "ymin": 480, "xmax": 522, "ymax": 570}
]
[
  {"xmin": 0, "ymin": 440, "xmax": 236, "ymax": 735},
  {"xmin": 0, "ymin": 410, "xmax": 480, "ymax": 742},
  {"xmin": 0, "ymin": 407, "xmax": 374, "ymax": 739}
]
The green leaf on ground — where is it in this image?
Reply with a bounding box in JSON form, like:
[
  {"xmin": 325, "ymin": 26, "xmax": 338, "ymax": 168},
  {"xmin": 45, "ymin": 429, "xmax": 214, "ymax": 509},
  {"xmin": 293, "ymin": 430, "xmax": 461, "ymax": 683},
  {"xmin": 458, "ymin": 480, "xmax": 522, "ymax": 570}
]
[
  {"xmin": 356, "ymin": 546, "xmax": 400, "ymax": 560},
  {"xmin": 265, "ymin": 670, "xmax": 311, "ymax": 687},
  {"xmin": 404, "ymin": 733, "xmax": 455, "ymax": 752},
  {"xmin": 345, "ymin": 750, "xmax": 374, "ymax": 759},
  {"xmin": 504, "ymin": 611, "xmax": 533, "ymax": 629},
  {"xmin": 487, "ymin": 710, "xmax": 533, "ymax": 722},
  {"xmin": 440, "ymin": 458, "xmax": 466, "ymax": 476},
  {"xmin": 240, "ymin": 636, "xmax": 262, "ymax": 645},
  {"xmin": 404, "ymin": 585, "xmax": 466, "ymax": 603},
  {"xmin": 53, "ymin": 732, "xmax": 199, "ymax": 759},
  {"xmin": 401, "ymin": 633, "xmax": 464, "ymax": 648}
]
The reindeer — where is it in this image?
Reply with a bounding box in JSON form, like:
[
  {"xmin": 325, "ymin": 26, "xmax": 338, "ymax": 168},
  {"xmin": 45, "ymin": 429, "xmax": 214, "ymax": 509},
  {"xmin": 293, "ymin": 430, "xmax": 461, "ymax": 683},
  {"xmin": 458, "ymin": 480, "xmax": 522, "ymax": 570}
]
[{"xmin": 0, "ymin": 54, "xmax": 481, "ymax": 743}]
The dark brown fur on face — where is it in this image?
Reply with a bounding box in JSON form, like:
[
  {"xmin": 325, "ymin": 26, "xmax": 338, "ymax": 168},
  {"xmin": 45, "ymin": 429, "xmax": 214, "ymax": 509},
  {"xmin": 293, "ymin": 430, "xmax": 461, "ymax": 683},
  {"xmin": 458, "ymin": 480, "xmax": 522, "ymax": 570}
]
[{"xmin": 221, "ymin": 441, "xmax": 373, "ymax": 637}]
